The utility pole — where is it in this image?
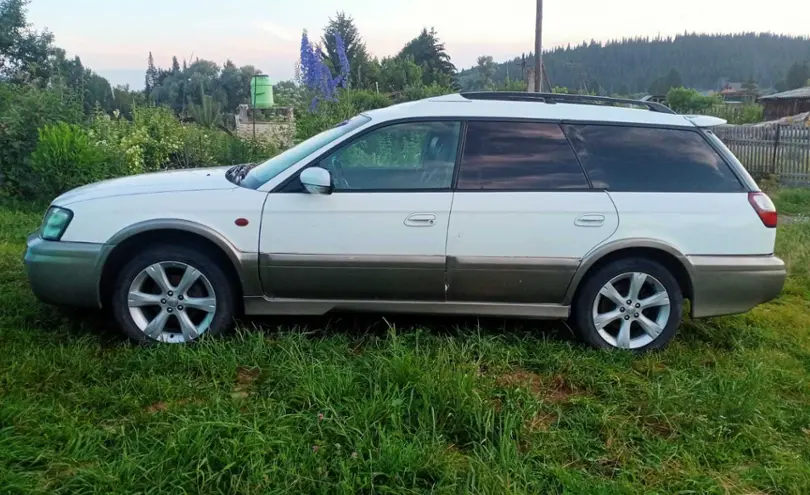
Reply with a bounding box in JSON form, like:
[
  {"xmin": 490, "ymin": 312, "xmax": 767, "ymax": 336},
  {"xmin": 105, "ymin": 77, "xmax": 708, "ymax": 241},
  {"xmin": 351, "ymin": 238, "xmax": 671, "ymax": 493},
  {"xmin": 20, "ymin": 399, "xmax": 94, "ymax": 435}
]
[{"xmin": 534, "ymin": 0, "xmax": 543, "ymax": 92}]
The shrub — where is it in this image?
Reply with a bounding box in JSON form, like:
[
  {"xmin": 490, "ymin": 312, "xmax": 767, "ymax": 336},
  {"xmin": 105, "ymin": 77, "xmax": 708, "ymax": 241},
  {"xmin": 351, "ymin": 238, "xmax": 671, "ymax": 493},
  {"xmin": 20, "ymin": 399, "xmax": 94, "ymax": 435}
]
[
  {"xmin": 346, "ymin": 90, "xmax": 393, "ymax": 112},
  {"xmin": 172, "ymin": 125, "xmax": 279, "ymax": 168},
  {"xmin": 29, "ymin": 123, "xmax": 126, "ymax": 198},
  {"xmin": 88, "ymin": 105, "xmax": 186, "ymax": 173},
  {"xmin": 216, "ymin": 136, "xmax": 279, "ymax": 165},
  {"xmin": 0, "ymin": 83, "xmax": 83, "ymax": 195},
  {"xmin": 394, "ymin": 84, "xmax": 454, "ymax": 103},
  {"xmin": 666, "ymin": 87, "xmax": 722, "ymax": 113},
  {"xmin": 131, "ymin": 106, "xmax": 185, "ymax": 171},
  {"xmin": 295, "ymin": 95, "xmax": 356, "ymax": 141}
]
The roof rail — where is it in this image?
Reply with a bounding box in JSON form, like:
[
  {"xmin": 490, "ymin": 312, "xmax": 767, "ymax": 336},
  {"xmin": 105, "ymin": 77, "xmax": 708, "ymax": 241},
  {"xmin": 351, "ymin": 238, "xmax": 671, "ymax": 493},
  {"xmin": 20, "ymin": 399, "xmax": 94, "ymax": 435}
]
[{"xmin": 459, "ymin": 91, "xmax": 676, "ymax": 114}]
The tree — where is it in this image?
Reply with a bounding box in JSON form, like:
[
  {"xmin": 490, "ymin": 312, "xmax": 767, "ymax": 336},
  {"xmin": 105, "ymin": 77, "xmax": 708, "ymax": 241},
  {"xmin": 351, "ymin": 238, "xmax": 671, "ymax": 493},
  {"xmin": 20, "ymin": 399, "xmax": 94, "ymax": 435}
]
[
  {"xmin": 457, "ymin": 34, "xmax": 810, "ymax": 93},
  {"xmin": 664, "ymin": 68, "xmax": 682, "ymax": 89},
  {"xmin": 0, "ymin": 0, "xmax": 54, "ymax": 82},
  {"xmin": 648, "ymin": 68, "xmax": 682, "ymax": 94},
  {"xmin": 398, "ymin": 28, "xmax": 456, "ymax": 87},
  {"xmin": 785, "ymin": 62, "xmax": 810, "ymax": 90},
  {"xmin": 171, "ymin": 56, "xmax": 180, "ymax": 74},
  {"xmin": 188, "ymin": 85, "xmax": 222, "ymax": 128},
  {"xmin": 379, "ymin": 55, "xmax": 422, "ymax": 92},
  {"xmin": 476, "ymin": 56, "xmax": 497, "ymax": 90},
  {"xmin": 321, "ymin": 11, "xmax": 368, "ymax": 88},
  {"xmin": 145, "ymin": 51, "xmax": 158, "ymax": 93}
]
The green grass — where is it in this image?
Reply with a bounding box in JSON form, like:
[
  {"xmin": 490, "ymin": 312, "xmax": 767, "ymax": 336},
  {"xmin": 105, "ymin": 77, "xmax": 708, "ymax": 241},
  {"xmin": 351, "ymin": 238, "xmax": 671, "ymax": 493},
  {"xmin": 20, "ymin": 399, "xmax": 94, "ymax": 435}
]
[
  {"xmin": 2, "ymin": 199, "xmax": 810, "ymax": 494},
  {"xmin": 774, "ymin": 188, "xmax": 810, "ymax": 217}
]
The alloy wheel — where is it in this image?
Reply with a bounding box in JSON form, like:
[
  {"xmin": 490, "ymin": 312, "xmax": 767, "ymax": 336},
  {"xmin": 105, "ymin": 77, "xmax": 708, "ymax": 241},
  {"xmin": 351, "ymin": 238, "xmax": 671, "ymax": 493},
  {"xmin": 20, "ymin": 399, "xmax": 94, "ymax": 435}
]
[
  {"xmin": 127, "ymin": 261, "xmax": 217, "ymax": 343},
  {"xmin": 591, "ymin": 271, "xmax": 671, "ymax": 349}
]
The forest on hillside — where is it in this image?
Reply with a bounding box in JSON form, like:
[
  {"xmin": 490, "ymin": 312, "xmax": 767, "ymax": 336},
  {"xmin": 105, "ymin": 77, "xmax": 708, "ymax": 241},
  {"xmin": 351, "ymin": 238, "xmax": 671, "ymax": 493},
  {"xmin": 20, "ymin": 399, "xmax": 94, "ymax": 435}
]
[{"xmin": 457, "ymin": 33, "xmax": 810, "ymax": 94}]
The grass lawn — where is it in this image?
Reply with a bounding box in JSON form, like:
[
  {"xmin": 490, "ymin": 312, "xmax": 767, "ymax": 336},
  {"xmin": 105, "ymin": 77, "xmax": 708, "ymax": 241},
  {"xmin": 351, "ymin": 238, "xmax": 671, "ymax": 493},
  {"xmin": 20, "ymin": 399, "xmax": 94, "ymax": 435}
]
[{"xmin": 2, "ymin": 192, "xmax": 810, "ymax": 494}]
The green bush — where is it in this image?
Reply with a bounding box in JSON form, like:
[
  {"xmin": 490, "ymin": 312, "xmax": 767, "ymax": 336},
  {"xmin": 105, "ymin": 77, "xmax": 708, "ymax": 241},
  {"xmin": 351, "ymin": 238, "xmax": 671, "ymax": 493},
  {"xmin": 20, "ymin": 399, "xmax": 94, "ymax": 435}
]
[
  {"xmin": 89, "ymin": 105, "xmax": 187, "ymax": 173},
  {"xmin": 666, "ymin": 87, "xmax": 722, "ymax": 113},
  {"xmin": 170, "ymin": 125, "xmax": 280, "ymax": 169},
  {"xmin": 0, "ymin": 83, "xmax": 83, "ymax": 196},
  {"xmin": 394, "ymin": 84, "xmax": 454, "ymax": 103},
  {"xmin": 346, "ymin": 90, "xmax": 393, "ymax": 112},
  {"xmin": 216, "ymin": 136, "xmax": 279, "ymax": 165},
  {"xmin": 295, "ymin": 95, "xmax": 357, "ymax": 141},
  {"xmin": 131, "ymin": 106, "xmax": 185, "ymax": 171},
  {"xmin": 29, "ymin": 123, "xmax": 126, "ymax": 198}
]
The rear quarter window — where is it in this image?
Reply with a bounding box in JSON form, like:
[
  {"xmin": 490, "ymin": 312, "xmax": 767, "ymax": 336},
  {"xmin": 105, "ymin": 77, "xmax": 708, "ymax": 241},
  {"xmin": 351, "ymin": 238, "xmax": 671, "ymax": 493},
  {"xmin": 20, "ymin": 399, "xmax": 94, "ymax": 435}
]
[{"xmin": 563, "ymin": 124, "xmax": 744, "ymax": 192}]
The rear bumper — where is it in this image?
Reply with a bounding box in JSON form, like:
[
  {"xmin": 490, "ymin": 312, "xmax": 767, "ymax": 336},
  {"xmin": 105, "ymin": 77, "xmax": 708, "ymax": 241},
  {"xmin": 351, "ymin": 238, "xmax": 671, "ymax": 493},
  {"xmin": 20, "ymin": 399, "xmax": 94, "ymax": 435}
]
[
  {"xmin": 23, "ymin": 234, "xmax": 105, "ymax": 309},
  {"xmin": 689, "ymin": 255, "xmax": 786, "ymax": 318}
]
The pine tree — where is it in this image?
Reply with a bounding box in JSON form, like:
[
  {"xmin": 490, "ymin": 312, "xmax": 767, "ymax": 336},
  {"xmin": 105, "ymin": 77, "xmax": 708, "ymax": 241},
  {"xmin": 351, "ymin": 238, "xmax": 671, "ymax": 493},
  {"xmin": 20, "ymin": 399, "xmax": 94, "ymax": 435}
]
[
  {"xmin": 398, "ymin": 28, "xmax": 456, "ymax": 87},
  {"xmin": 321, "ymin": 11, "xmax": 369, "ymax": 88},
  {"xmin": 172, "ymin": 56, "xmax": 180, "ymax": 74},
  {"xmin": 455, "ymin": 33, "xmax": 810, "ymax": 93},
  {"xmin": 145, "ymin": 51, "xmax": 158, "ymax": 93}
]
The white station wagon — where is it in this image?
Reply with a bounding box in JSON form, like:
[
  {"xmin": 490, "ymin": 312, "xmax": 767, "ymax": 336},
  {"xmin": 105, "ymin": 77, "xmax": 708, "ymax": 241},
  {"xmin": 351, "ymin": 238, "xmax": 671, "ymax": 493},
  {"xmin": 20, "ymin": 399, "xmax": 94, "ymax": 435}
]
[{"xmin": 24, "ymin": 92, "xmax": 786, "ymax": 350}]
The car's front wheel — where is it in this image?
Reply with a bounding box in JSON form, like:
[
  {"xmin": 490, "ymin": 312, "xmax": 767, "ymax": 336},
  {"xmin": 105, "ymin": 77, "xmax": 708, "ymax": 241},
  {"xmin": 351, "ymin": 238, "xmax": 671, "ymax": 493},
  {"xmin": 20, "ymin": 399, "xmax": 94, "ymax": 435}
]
[
  {"xmin": 111, "ymin": 244, "xmax": 236, "ymax": 344},
  {"xmin": 571, "ymin": 258, "xmax": 684, "ymax": 351}
]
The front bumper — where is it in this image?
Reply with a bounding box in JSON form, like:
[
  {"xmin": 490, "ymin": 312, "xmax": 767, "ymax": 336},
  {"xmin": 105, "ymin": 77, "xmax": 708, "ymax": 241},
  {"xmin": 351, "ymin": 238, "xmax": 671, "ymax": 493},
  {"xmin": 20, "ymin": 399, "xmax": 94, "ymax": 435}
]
[
  {"xmin": 24, "ymin": 234, "xmax": 106, "ymax": 308},
  {"xmin": 689, "ymin": 255, "xmax": 786, "ymax": 318}
]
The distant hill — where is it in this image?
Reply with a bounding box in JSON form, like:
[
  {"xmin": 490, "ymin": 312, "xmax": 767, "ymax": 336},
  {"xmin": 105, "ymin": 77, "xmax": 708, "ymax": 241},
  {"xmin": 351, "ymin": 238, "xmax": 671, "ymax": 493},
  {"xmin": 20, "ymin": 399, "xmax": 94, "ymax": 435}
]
[{"xmin": 456, "ymin": 33, "xmax": 810, "ymax": 94}]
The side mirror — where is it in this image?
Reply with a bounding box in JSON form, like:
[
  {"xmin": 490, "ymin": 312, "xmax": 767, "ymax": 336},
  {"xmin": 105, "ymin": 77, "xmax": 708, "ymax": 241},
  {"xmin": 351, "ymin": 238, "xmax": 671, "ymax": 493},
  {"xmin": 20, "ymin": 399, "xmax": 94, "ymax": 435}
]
[{"xmin": 299, "ymin": 167, "xmax": 332, "ymax": 195}]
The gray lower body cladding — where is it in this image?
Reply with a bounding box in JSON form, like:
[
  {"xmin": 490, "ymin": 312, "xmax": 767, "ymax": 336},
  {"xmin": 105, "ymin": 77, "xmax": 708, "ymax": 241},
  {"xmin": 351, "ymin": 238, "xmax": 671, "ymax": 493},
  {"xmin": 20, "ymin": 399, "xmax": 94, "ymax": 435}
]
[{"xmin": 23, "ymin": 234, "xmax": 786, "ymax": 321}]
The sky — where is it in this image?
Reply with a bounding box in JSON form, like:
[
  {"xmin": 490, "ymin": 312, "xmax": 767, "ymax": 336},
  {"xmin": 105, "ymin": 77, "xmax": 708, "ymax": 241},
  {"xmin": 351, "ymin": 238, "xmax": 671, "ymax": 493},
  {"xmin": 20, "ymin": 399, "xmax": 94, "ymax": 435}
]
[{"xmin": 27, "ymin": 0, "xmax": 810, "ymax": 89}]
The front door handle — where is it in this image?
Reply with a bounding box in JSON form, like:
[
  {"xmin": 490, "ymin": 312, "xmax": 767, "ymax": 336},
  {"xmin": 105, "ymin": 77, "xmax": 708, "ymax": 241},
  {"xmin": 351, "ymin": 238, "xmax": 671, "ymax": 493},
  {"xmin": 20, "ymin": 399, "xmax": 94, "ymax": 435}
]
[
  {"xmin": 404, "ymin": 213, "xmax": 436, "ymax": 227},
  {"xmin": 575, "ymin": 214, "xmax": 606, "ymax": 227}
]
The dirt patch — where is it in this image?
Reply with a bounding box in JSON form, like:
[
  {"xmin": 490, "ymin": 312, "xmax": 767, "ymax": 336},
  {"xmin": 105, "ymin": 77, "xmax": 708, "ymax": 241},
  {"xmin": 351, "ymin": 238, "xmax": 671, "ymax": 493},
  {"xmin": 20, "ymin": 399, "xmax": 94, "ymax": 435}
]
[
  {"xmin": 232, "ymin": 366, "xmax": 261, "ymax": 399},
  {"xmin": 497, "ymin": 370, "xmax": 581, "ymax": 403},
  {"xmin": 146, "ymin": 402, "xmax": 168, "ymax": 414},
  {"xmin": 525, "ymin": 412, "xmax": 557, "ymax": 433},
  {"xmin": 145, "ymin": 397, "xmax": 204, "ymax": 414},
  {"xmin": 236, "ymin": 366, "xmax": 260, "ymax": 385},
  {"xmin": 643, "ymin": 417, "xmax": 675, "ymax": 438}
]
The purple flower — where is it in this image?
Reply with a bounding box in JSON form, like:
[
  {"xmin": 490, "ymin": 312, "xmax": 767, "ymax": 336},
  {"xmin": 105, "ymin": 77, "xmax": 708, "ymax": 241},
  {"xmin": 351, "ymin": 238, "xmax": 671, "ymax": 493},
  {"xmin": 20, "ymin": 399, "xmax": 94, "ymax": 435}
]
[
  {"xmin": 299, "ymin": 30, "xmax": 351, "ymax": 111},
  {"xmin": 334, "ymin": 33, "xmax": 350, "ymax": 89}
]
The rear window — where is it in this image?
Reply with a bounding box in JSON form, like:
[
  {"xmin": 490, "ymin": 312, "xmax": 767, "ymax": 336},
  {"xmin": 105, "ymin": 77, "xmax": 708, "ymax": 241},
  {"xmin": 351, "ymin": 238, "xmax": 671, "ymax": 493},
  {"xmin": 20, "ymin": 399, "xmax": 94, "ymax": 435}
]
[
  {"xmin": 457, "ymin": 121, "xmax": 589, "ymax": 190},
  {"xmin": 563, "ymin": 124, "xmax": 744, "ymax": 192}
]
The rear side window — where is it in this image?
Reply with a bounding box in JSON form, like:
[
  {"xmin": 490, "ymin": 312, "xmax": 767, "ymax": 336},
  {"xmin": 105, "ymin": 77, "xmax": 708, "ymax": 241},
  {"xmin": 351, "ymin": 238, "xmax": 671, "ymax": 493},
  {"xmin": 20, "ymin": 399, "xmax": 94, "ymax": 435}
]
[
  {"xmin": 456, "ymin": 121, "xmax": 589, "ymax": 190},
  {"xmin": 563, "ymin": 125, "xmax": 743, "ymax": 192}
]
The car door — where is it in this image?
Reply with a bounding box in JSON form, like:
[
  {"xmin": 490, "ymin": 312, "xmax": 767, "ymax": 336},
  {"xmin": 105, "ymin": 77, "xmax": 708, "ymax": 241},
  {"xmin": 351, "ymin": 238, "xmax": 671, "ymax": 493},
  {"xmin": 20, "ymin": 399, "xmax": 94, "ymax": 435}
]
[
  {"xmin": 446, "ymin": 120, "xmax": 619, "ymax": 304},
  {"xmin": 260, "ymin": 120, "xmax": 462, "ymax": 301}
]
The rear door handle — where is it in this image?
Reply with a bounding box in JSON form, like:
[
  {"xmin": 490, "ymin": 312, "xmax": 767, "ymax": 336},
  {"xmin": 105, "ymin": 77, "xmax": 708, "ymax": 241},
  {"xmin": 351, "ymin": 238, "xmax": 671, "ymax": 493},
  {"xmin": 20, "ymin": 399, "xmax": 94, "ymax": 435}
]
[
  {"xmin": 404, "ymin": 213, "xmax": 436, "ymax": 227},
  {"xmin": 575, "ymin": 214, "xmax": 606, "ymax": 227}
]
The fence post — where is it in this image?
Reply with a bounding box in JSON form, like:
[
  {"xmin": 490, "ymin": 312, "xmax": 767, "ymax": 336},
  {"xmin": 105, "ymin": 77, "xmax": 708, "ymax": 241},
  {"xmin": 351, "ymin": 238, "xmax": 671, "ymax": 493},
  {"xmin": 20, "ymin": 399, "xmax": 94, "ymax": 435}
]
[{"xmin": 771, "ymin": 125, "xmax": 781, "ymax": 176}]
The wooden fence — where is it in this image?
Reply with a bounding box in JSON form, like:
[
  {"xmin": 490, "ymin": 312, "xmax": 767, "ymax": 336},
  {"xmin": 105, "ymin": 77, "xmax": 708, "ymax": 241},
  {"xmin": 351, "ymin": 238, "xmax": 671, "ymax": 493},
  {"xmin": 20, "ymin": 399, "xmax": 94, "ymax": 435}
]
[{"xmin": 713, "ymin": 125, "xmax": 810, "ymax": 186}]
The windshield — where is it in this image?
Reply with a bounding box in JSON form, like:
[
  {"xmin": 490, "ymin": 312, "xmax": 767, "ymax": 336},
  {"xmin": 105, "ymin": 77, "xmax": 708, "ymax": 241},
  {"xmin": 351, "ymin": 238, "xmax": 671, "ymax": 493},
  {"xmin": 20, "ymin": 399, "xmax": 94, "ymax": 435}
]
[{"xmin": 240, "ymin": 114, "xmax": 371, "ymax": 189}]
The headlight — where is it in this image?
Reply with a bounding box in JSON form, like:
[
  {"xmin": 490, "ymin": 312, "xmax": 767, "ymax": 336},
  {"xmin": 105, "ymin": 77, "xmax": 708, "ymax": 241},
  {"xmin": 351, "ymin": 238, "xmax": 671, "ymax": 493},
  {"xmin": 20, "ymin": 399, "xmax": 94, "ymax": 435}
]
[{"xmin": 40, "ymin": 206, "xmax": 73, "ymax": 241}]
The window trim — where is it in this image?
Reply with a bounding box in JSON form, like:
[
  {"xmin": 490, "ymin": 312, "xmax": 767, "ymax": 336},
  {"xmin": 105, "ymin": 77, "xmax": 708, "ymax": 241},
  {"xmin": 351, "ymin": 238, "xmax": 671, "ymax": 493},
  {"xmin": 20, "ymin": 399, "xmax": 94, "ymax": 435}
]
[
  {"xmin": 560, "ymin": 121, "xmax": 749, "ymax": 193},
  {"xmin": 272, "ymin": 117, "xmax": 465, "ymax": 194}
]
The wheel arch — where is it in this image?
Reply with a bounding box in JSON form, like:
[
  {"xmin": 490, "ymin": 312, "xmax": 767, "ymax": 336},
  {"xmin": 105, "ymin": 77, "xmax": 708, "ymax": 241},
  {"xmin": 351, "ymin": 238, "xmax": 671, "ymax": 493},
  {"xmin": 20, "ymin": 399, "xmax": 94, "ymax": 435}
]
[
  {"xmin": 98, "ymin": 219, "xmax": 260, "ymax": 311},
  {"xmin": 563, "ymin": 239, "xmax": 695, "ymax": 309}
]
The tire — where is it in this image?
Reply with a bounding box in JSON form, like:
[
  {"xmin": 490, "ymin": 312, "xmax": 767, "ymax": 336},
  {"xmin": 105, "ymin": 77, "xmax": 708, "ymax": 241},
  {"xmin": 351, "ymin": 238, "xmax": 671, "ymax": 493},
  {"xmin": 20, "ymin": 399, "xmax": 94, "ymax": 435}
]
[
  {"xmin": 111, "ymin": 244, "xmax": 236, "ymax": 344},
  {"xmin": 570, "ymin": 257, "xmax": 683, "ymax": 351}
]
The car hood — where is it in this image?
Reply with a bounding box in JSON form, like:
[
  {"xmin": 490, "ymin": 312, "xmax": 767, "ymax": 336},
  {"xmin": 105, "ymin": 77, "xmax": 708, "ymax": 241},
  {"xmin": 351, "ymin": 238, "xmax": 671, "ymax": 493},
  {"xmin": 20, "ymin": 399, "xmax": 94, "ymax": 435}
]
[{"xmin": 53, "ymin": 166, "xmax": 237, "ymax": 205}]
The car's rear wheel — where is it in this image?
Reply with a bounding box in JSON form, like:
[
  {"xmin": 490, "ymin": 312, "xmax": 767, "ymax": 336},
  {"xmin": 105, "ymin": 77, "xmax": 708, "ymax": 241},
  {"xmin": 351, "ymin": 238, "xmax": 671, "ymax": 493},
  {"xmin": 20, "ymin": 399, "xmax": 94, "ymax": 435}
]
[
  {"xmin": 111, "ymin": 245, "xmax": 236, "ymax": 344},
  {"xmin": 571, "ymin": 258, "xmax": 683, "ymax": 351}
]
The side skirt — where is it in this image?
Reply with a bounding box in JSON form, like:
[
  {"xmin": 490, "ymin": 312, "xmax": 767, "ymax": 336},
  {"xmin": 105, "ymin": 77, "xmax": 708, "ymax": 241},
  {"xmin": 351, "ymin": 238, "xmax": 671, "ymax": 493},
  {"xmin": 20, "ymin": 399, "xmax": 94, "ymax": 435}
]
[{"xmin": 243, "ymin": 297, "xmax": 570, "ymax": 319}]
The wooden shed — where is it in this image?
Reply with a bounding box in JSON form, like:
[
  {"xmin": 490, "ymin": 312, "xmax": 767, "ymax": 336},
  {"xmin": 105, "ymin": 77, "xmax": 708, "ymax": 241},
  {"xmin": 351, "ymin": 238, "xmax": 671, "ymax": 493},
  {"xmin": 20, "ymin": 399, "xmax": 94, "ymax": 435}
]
[{"xmin": 759, "ymin": 87, "xmax": 810, "ymax": 120}]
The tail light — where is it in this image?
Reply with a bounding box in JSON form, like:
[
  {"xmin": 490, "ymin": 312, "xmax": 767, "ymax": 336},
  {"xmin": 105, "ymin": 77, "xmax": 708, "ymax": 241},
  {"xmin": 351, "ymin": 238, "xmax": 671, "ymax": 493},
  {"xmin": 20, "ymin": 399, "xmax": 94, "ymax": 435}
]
[{"xmin": 748, "ymin": 192, "xmax": 777, "ymax": 228}]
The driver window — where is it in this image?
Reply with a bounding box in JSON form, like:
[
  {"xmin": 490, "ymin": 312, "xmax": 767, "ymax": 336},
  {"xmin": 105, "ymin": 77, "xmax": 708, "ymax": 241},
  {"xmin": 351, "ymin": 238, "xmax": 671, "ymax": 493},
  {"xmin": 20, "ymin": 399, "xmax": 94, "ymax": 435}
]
[{"xmin": 320, "ymin": 121, "xmax": 461, "ymax": 191}]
